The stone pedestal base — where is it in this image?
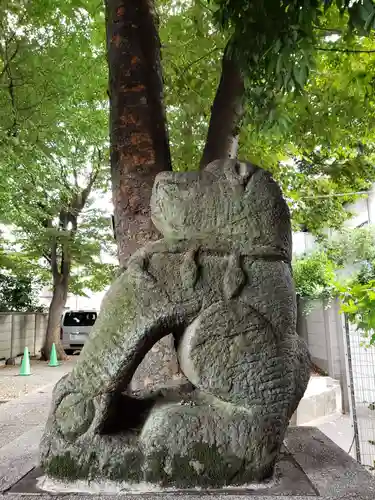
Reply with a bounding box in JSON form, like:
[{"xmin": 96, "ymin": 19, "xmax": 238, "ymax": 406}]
[{"xmin": 2, "ymin": 427, "xmax": 375, "ymax": 500}]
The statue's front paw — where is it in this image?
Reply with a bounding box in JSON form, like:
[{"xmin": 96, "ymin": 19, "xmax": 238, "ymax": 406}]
[{"xmin": 55, "ymin": 393, "xmax": 95, "ymax": 442}]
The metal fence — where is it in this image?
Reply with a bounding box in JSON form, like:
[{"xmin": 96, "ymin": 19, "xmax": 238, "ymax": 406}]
[{"xmin": 344, "ymin": 315, "xmax": 375, "ymax": 469}]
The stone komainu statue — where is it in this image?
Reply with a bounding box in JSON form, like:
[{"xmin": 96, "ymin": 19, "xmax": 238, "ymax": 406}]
[{"xmin": 40, "ymin": 159, "xmax": 310, "ymax": 487}]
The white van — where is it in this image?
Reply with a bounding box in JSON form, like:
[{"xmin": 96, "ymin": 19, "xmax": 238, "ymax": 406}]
[{"xmin": 60, "ymin": 310, "xmax": 97, "ymax": 354}]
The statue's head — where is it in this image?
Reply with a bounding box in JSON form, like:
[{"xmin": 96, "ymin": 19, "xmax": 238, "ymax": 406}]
[{"xmin": 151, "ymin": 159, "xmax": 292, "ymax": 260}]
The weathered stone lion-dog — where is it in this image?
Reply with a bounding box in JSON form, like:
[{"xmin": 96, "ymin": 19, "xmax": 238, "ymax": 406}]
[{"xmin": 40, "ymin": 159, "xmax": 310, "ymax": 487}]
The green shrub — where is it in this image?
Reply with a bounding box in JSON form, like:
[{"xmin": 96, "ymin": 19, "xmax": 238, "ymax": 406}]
[
  {"xmin": 0, "ymin": 272, "xmax": 43, "ymax": 312},
  {"xmin": 339, "ymin": 280, "xmax": 375, "ymax": 346},
  {"xmin": 293, "ymin": 251, "xmax": 337, "ymax": 303}
]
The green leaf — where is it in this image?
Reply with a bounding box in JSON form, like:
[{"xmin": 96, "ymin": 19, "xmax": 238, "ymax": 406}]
[{"xmin": 364, "ymin": 9, "xmax": 375, "ymax": 31}]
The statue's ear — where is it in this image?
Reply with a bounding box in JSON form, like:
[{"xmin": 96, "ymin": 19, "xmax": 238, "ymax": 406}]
[
  {"xmin": 225, "ymin": 160, "xmax": 258, "ymax": 189},
  {"xmin": 204, "ymin": 159, "xmax": 223, "ymax": 174}
]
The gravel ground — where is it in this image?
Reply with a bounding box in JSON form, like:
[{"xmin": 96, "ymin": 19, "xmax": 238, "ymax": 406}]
[{"xmin": 0, "ymin": 356, "xmax": 77, "ymax": 402}]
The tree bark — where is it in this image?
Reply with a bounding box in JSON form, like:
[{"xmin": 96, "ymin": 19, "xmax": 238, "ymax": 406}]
[
  {"xmin": 200, "ymin": 44, "xmax": 245, "ymax": 169},
  {"xmin": 105, "ymin": 0, "xmax": 172, "ymax": 267},
  {"xmin": 41, "ymin": 276, "xmax": 68, "ymax": 361}
]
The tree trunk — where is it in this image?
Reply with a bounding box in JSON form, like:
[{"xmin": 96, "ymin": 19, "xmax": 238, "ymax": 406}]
[
  {"xmin": 105, "ymin": 0, "xmax": 172, "ymax": 267},
  {"xmin": 200, "ymin": 44, "xmax": 245, "ymax": 169},
  {"xmin": 41, "ymin": 277, "xmax": 68, "ymax": 361},
  {"xmin": 40, "ymin": 184, "xmax": 93, "ymax": 361}
]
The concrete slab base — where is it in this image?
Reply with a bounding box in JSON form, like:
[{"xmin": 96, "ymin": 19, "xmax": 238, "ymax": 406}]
[
  {"xmin": 8, "ymin": 447, "xmax": 317, "ymax": 496},
  {"xmin": 1, "ymin": 427, "xmax": 375, "ymax": 499}
]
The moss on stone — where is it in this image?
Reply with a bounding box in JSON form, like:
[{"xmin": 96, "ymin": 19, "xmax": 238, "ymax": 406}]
[
  {"xmin": 170, "ymin": 442, "xmax": 236, "ymax": 488},
  {"xmin": 45, "ymin": 451, "xmax": 98, "ymax": 481},
  {"xmin": 106, "ymin": 450, "xmax": 143, "ymax": 482},
  {"xmin": 143, "ymin": 448, "xmax": 169, "ymax": 485},
  {"xmin": 46, "ymin": 454, "xmax": 82, "ymax": 480},
  {"xmin": 144, "ymin": 442, "xmax": 251, "ymax": 488}
]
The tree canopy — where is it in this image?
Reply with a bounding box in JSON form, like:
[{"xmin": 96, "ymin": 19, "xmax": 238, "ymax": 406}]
[
  {"xmin": 2, "ymin": 0, "xmax": 375, "ymax": 286},
  {"xmin": 0, "ymin": 272, "xmax": 43, "ymax": 312},
  {"xmin": 0, "ymin": 0, "xmax": 116, "ymax": 357},
  {"xmin": 159, "ymin": 0, "xmax": 375, "ymax": 232},
  {"xmin": 0, "ymin": 233, "xmax": 44, "ymax": 312},
  {"xmin": 0, "ymin": 0, "xmax": 115, "ymax": 294}
]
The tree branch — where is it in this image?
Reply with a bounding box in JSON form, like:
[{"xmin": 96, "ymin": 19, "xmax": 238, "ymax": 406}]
[
  {"xmin": 43, "ymin": 253, "xmax": 52, "ymax": 264},
  {"xmin": 73, "ymin": 167, "xmax": 79, "ymax": 188},
  {"xmin": 316, "ymin": 46, "xmax": 375, "ymax": 53},
  {"xmin": 57, "ymin": 209, "xmax": 73, "ymax": 279},
  {"xmin": 0, "ymin": 80, "xmax": 25, "ymax": 89},
  {"xmin": 18, "ymin": 88, "xmax": 54, "ymax": 113},
  {"xmin": 0, "ymin": 40, "xmax": 20, "ymax": 81},
  {"xmin": 313, "ymin": 25, "xmax": 343, "ymax": 35},
  {"xmin": 58, "ymin": 147, "xmax": 104, "ymax": 279},
  {"xmin": 77, "ymin": 148, "xmax": 102, "ymax": 210},
  {"xmin": 183, "ymin": 46, "xmax": 223, "ymax": 71},
  {"xmin": 50, "ymin": 237, "xmax": 59, "ymax": 279},
  {"xmin": 0, "ymin": 11, "xmax": 28, "ymax": 84},
  {"xmin": 6, "ymin": 65, "xmax": 18, "ymax": 137},
  {"xmin": 56, "ymin": 157, "xmax": 71, "ymax": 190},
  {"xmin": 60, "ymin": 244, "xmax": 71, "ymax": 279},
  {"xmin": 195, "ymin": 0, "xmax": 215, "ymax": 14},
  {"xmin": 200, "ymin": 42, "xmax": 244, "ymax": 168},
  {"xmin": 19, "ymin": 90, "xmax": 58, "ymax": 128}
]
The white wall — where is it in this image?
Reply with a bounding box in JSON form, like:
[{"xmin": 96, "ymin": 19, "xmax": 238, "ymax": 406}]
[
  {"xmin": 293, "ymin": 231, "xmax": 316, "ymax": 256},
  {"xmin": 344, "ymin": 197, "xmax": 370, "ymax": 228},
  {"xmin": 369, "ymin": 184, "xmax": 375, "ymax": 224},
  {"xmin": 39, "ymin": 287, "xmax": 108, "ymax": 312},
  {"xmin": 299, "ymin": 299, "xmax": 349, "ymax": 413},
  {"xmin": 343, "ymin": 185, "xmax": 375, "ymax": 228},
  {"xmin": 304, "ymin": 300, "xmax": 342, "ymax": 378}
]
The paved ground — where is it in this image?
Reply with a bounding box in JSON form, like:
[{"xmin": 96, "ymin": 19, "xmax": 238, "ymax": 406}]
[
  {"xmin": 0, "ymin": 357, "xmax": 76, "ymax": 402},
  {"xmin": 302, "ymin": 412, "xmax": 355, "ymax": 458},
  {"xmin": 0, "ymin": 357, "xmax": 77, "ymax": 491},
  {"xmin": 0, "ymin": 360, "xmax": 373, "ymax": 499}
]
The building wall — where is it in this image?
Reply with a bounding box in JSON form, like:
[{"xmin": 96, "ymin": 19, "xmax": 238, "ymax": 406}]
[
  {"xmin": 293, "ymin": 231, "xmax": 316, "ymax": 256},
  {"xmin": 0, "ymin": 312, "xmax": 48, "ymax": 362},
  {"xmin": 343, "ymin": 185, "xmax": 375, "ymax": 228},
  {"xmin": 292, "ymin": 184, "xmax": 375, "ymax": 256}
]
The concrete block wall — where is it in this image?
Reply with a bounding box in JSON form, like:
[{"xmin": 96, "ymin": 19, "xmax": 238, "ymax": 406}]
[
  {"xmin": 290, "ymin": 376, "xmax": 342, "ymax": 425},
  {"xmin": 304, "ymin": 303, "xmax": 327, "ymax": 368},
  {"xmin": 298, "ymin": 298, "xmax": 349, "ymax": 413},
  {"xmin": 0, "ymin": 314, "xmax": 12, "ymax": 361},
  {"xmin": 0, "ymin": 312, "xmax": 48, "ymax": 361}
]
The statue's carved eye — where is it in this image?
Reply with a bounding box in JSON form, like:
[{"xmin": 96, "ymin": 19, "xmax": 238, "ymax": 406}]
[{"xmin": 234, "ymin": 161, "xmax": 257, "ymax": 186}]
